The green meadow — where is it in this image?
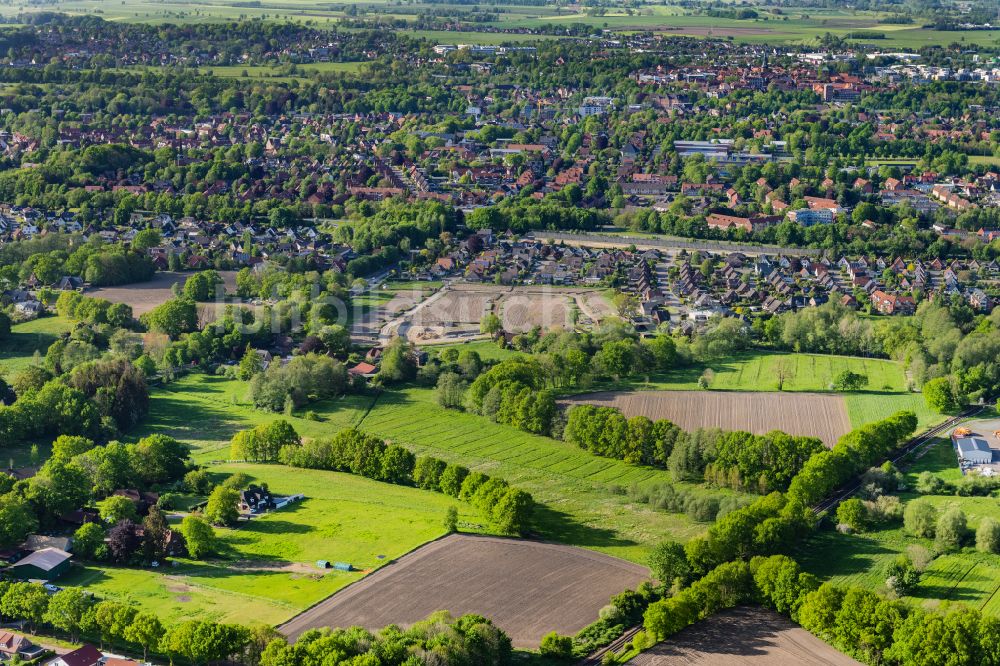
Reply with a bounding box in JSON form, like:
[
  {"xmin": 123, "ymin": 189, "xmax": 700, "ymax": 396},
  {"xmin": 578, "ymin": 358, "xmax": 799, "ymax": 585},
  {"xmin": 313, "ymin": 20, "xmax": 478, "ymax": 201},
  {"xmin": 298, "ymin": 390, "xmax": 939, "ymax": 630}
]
[{"xmin": 61, "ymin": 464, "xmax": 472, "ymax": 625}]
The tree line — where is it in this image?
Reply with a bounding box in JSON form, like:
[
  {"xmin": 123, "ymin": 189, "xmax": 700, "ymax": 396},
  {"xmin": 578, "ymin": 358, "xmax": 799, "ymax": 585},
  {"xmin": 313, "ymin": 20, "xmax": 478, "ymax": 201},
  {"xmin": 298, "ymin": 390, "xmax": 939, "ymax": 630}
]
[{"xmin": 256, "ymin": 425, "xmax": 535, "ymax": 535}]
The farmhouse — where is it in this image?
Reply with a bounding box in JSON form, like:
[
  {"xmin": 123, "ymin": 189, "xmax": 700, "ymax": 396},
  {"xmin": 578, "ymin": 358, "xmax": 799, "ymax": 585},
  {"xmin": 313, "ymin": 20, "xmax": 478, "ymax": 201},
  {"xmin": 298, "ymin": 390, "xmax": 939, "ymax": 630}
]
[
  {"xmin": 240, "ymin": 485, "xmax": 276, "ymax": 514},
  {"xmin": 956, "ymin": 437, "xmax": 993, "ymax": 465},
  {"xmin": 9, "ymin": 547, "xmax": 72, "ymax": 580}
]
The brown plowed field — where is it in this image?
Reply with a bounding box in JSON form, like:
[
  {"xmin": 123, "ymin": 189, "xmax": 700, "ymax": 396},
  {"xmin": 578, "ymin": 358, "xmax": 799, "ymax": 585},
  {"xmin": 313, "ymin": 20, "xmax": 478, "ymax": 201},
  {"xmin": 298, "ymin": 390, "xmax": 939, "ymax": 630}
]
[
  {"xmin": 560, "ymin": 391, "xmax": 850, "ymax": 447},
  {"xmin": 87, "ymin": 270, "xmax": 239, "ymax": 316},
  {"xmin": 278, "ymin": 534, "xmax": 649, "ymax": 648},
  {"xmin": 627, "ymin": 606, "xmax": 860, "ymax": 665}
]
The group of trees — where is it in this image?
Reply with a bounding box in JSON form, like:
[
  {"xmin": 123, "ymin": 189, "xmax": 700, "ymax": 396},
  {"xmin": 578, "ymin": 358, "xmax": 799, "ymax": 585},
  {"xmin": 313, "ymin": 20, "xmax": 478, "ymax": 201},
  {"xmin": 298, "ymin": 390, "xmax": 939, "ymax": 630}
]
[
  {"xmin": 564, "ymin": 405, "xmax": 822, "ymax": 493},
  {"xmin": 248, "ymin": 352, "xmax": 351, "ymax": 412},
  {"xmin": 0, "ymin": 355, "xmax": 150, "ymax": 447},
  {"xmin": 0, "ymin": 580, "xmax": 260, "ymax": 665},
  {"xmin": 277, "ymin": 427, "xmax": 415, "ymax": 485},
  {"xmin": 464, "ymin": 357, "xmax": 558, "ymax": 436},
  {"xmin": 56, "ymin": 291, "xmax": 133, "ymax": 328},
  {"xmin": 259, "ymin": 611, "xmax": 512, "ymax": 666},
  {"xmin": 788, "ymin": 411, "xmax": 919, "ymax": 506},
  {"xmin": 278, "ymin": 427, "xmax": 534, "ymax": 535},
  {"xmin": 640, "ymin": 551, "xmax": 1000, "ymax": 666},
  {"xmin": 0, "ymin": 432, "xmax": 189, "ymax": 547},
  {"xmin": 229, "ymin": 419, "xmax": 301, "ymax": 462},
  {"xmin": 563, "ymin": 405, "xmax": 684, "ymax": 467}
]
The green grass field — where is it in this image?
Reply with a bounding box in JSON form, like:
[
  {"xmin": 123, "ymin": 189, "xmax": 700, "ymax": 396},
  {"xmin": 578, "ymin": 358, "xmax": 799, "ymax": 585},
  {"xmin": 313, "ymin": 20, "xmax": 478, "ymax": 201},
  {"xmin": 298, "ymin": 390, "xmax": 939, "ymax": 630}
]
[
  {"xmin": 60, "ymin": 464, "xmax": 475, "ymax": 626},
  {"xmin": 2, "ymin": 0, "xmax": 995, "ymax": 49},
  {"xmin": 138, "ymin": 373, "xmax": 723, "ymax": 563},
  {"xmin": 0, "ymin": 316, "xmax": 71, "ymax": 374},
  {"xmin": 601, "ymin": 352, "xmax": 906, "ymax": 394}
]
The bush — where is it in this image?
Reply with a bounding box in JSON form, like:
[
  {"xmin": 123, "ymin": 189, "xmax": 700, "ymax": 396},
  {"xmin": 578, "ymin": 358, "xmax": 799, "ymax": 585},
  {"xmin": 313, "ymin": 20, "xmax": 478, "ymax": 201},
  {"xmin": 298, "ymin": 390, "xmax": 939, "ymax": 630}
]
[
  {"xmin": 539, "ymin": 631, "xmax": 573, "ymax": 659},
  {"xmin": 903, "ymin": 498, "xmax": 937, "ymax": 538},
  {"xmin": 184, "ymin": 469, "xmax": 215, "ymax": 495},
  {"xmin": 836, "ymin": 498, "xmax": 868, "ymax": 532},
  {"xmin": 915, "ymin": 471, "xmax": 945, "ymax": 495},
  {"xmin": 935, "ymin": 506, "xmax": 967, "ymax": 551},
  {"xmin": 977, "ymin": 518, "xmax": 1000, "ymax": 553}
]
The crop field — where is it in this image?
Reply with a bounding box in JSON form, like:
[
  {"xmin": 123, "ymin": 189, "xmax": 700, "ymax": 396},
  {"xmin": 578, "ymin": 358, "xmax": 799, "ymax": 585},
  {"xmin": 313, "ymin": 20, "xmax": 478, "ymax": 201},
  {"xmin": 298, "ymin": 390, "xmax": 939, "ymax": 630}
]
[
  {"xmin": 560, "ymin": 390, "xmax": 851, "ymax": 447},
  {"xmin": 61, "ymin": 464, "xmax": 475, "ymax": 626},
  {"xmin": 87, "ymin": 270, "xmax": 239, "ymax": 316},
  {"xmin": 843, "ymin": 392, "xmax": 940, "ymax": 431},
  {"xmin": 139, "ymin": 375, "xmax": 722, "ymax": 563},
  {"xmin": 0, "ymin": 316, "xmax": 72, "ymax": 374},
  {"xmin": 630, "ymin": 606, "xmax": 861, "ymax": 665},
  {"xmin": 279, "ymin": 533, "xmax": 648, "ymax": 648},
  {"xmin": 350, "ymin": 387, "xmax": 728, "ymax": 561}
]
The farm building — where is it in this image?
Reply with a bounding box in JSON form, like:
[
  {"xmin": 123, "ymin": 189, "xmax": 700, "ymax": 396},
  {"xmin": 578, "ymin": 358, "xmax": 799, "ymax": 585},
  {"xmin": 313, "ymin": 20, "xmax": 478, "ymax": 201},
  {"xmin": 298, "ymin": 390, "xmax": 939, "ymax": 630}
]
[
  {"xmin": 9, "ymin": 547, "xmax": 72, "ymax": 580},
  {"xmin": 956, "ymin": 437, "xmax": 993, "ymax": 465}
]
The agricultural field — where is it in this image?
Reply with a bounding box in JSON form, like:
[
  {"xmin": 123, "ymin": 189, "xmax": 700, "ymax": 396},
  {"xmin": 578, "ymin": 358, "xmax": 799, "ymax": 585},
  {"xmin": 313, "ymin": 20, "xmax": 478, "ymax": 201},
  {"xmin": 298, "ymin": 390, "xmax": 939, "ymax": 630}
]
[
  {"xmin": 560, "ymin": 390, "xmax": 851, "ymax": 447},
  {"xmin": 87, "ymin": 271, "xmax": 240, "ymax": 319},
  {"xmin": 577, "ymin": 351, "xmax": 940, "ymax": 433},
  {"xmin": 60, "ymin": 464, "xmax": 476, "ymax": 626},
  {"xmin": 0, "ymin": 315, "xmax": 72, "ymax": 374},
  {"xmin": 629, "ymin": 606, "xmax": 862, "ymax": 666},
  {"xmin": 138, "ymin": 374, "xmax": 724, "ymax": 563},
  {"xmin": 279, "ymin": 533, "xmax": 649, "ymax": 648}
]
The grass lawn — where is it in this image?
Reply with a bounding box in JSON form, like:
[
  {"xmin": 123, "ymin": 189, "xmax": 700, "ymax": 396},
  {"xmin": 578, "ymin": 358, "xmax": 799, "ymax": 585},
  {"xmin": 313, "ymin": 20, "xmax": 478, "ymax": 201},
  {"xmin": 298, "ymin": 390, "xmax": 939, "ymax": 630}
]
[
  {"xmin": 139, "ymin": 374, "xmax": 721, "ymax": 564},
  {"xmin": 423, "ymin": 339, "xmax": 522, "ymax": 362},
  {"xmin": 61, "ymin": 464, "xmax": 475, "ymax": 626},
  {"xmin": 0, "ymin": 316, "xmax": 71, "ymax": 374}
]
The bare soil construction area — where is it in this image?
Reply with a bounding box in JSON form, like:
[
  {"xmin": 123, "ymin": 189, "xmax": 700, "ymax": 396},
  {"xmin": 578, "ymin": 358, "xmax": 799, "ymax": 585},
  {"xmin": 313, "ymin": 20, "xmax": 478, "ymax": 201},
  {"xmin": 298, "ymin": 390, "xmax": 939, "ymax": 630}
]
[
  {"xmin": 628, "ymin": 606, "xmax": 860, "ymax": 665},
  {"xmin": 560, "ymin": 391, "xmax": 850, "ymax": 447},
  {"xmin": 398, "ymin": 284, "xmax": 613, "ymax": 341},
  {"xmin": 278, "ymin": 533, "xmax": 648, "ymax": 648}
]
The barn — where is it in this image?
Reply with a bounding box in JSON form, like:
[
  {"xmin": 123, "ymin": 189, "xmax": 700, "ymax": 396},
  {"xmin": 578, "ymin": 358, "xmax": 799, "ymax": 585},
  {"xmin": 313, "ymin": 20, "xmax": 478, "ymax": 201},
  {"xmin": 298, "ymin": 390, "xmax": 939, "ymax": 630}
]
[
  {"xmin": 956, "ymin": 437, "xmax": 993, "ymax": 465},
  {"xmin": 9, "ymin": 548, "xmax": 72, "ymax": 581}
]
